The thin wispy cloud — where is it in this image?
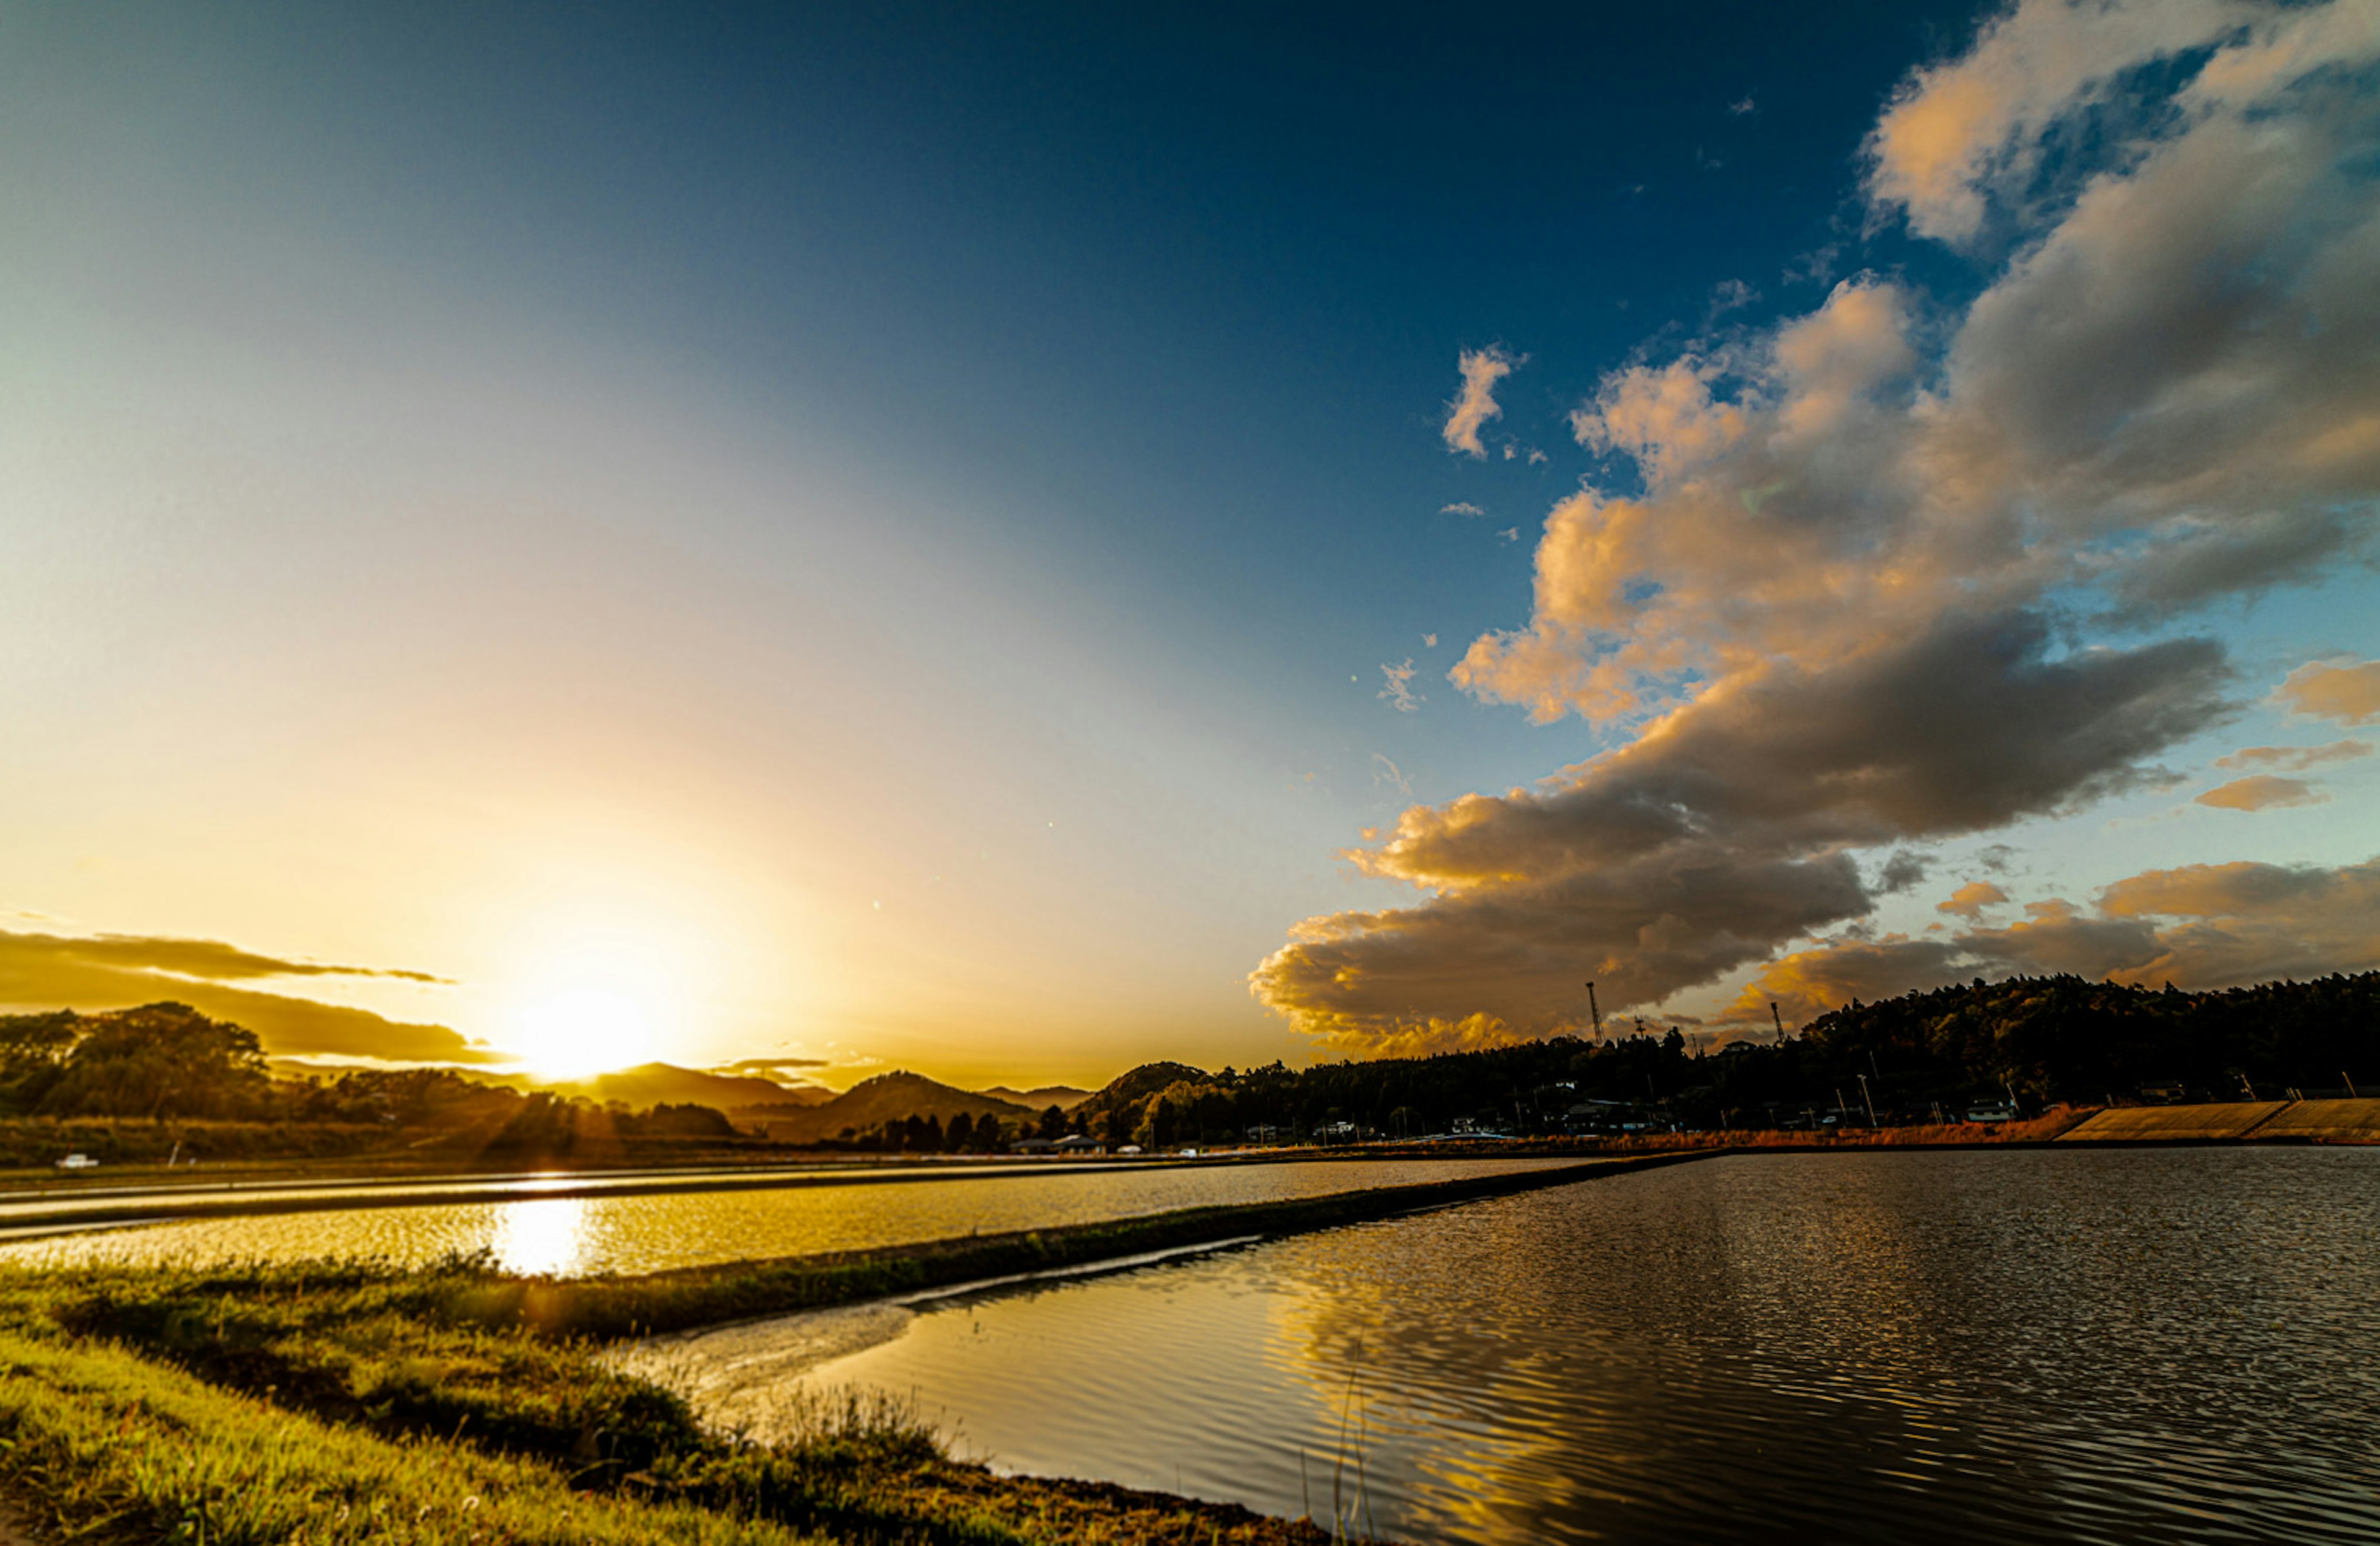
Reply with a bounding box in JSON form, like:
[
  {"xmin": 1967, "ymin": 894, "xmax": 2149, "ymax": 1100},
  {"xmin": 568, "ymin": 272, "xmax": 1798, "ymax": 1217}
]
[
  {"xmin": 2215, "ymin": 740, "xmax": 2371, "ymax": 771},
  {"xmin": 1378, "ymin": 659, "xmax": 1424, "ymax": 713},
  {"xmin": 1442, "ymin": 346, "xmax": 1521, "ymax": 457},
  {"xmin": 1441, "ymin": 501, "xmax": 1486, "ymax": 517},
  {"xmin": 2196, "ymin": 775, "xmax": 2328, "ymax": 812},
  {"xmin": 0, "ymin": 928, "xmax": 488, "ymax": 1064}
]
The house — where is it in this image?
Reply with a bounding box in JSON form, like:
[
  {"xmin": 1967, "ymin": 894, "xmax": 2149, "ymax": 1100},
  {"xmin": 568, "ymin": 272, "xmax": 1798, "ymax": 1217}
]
[
  {"xmin": 1051, "ymin": 1134, "xmax": 1104, "ymax": 1154},
  {"xmin": 1010, "ymin": 1136, "xmax": 1057, "ymax": 1154}
]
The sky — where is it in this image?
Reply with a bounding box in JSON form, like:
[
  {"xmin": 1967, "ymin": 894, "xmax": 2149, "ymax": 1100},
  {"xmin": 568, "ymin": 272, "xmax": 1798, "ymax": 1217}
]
[{"xmin": 2, "ymin": 1, "xmax": 2376, "ymax": 1090}]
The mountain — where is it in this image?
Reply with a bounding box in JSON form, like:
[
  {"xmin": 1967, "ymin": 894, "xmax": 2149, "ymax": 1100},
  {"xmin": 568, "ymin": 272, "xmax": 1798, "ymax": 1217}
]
[
  {"xmin": 979, "ymin": 1084, "xmax": 1094, "ymax": 1110},
  {"xmin": 552, "ymin": 1063, "xmax": 834, "ymax": 1112},
  {"xmin": 1074, "ymin": 1061, "xmax": 1215, "ymax": 1121},
  {"xmin": 753, "ymin": 1070, "xmax": 1032, "ymax": 1143}
]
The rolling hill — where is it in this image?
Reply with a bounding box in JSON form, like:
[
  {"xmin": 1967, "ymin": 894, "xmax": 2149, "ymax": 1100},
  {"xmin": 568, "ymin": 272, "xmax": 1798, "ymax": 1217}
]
[{"xmin": 753, "ymin": 1071, "xmax": 1033, "ymax": 1143}]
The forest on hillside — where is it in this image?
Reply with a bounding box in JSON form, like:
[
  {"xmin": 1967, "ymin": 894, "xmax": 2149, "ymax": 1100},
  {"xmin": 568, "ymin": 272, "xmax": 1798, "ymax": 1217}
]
[{"xmin": 1034, "ymin": 973, "xmax": 2380, "ymax": 1148}]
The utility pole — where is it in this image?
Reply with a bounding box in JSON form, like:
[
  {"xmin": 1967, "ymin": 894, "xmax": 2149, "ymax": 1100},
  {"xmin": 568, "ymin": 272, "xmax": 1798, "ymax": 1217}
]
[
  {"xmin": 1585, "ymin": 982, "xmax": 1602, "ymax": 1040},
  {"xmin": 1770, "ymin": 1001, "xmax": 1786, "ymax": 1043},
  {"xmin": 1856, "ymin": 1073, "xmax": 1877, "ymax": 1128}
]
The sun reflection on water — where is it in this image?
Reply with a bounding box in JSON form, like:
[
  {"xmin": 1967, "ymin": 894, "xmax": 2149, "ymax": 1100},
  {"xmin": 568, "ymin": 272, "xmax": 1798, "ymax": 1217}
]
[{"xmin": 493, "ymin": 1197, "xmax": 591, "ymax": 1276}]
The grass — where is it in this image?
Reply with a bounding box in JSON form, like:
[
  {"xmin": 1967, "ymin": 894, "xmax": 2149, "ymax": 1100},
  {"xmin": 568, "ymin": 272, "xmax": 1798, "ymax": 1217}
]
[
  {"xmin": 0, "ymin": 1247, "xmax": 1349, "ymax": 1544},
  {"xmin": 0, "ymin": 1152, "xmax": 1685, "ymax": 1543}
]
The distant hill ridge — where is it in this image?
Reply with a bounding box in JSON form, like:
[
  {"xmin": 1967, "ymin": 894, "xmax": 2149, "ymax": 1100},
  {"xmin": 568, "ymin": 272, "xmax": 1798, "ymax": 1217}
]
[
  {"xmin": 979, "ymin": 1084, "xmax": 1093, "ymax": 1110},
  {"xmin": 550, "ymin": 1063, "xmax": 834, "ymax": 1112},
  {"xmin": 751, "ymin": 1069, "xmax": 1035, "ymax": 1144}
]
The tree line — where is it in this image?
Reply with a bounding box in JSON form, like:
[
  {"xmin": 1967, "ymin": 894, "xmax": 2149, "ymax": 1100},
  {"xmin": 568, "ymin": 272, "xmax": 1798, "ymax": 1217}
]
[
  {"xmin": 1060, "ymin": 973, "xmax": 2380, "ymax": 1146},
  {"xmin": 0, "ymin": 1004, "xmax": 741, "ymax": 1153}
]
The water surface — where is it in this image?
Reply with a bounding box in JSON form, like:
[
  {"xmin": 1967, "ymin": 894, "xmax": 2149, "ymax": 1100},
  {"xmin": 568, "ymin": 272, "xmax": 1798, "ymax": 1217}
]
[
  {"xmin": 0, "ymin": 1156, "xmax": 1575, "ymax": 1276},
  {"xmin": 660, "ymin": 1148, "xmax": 2379, "ymax": 1544}
]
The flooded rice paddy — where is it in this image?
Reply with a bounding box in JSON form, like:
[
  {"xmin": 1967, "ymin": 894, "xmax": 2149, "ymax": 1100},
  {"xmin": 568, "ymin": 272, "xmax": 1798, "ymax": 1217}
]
[
  {"xmin": 0, "ymin": 1155, "xmax": 1578, "ymax": 1276},
  {"xmin": 638, "ymin": 1146, "xmax": 2380, "ymax": 1544}
]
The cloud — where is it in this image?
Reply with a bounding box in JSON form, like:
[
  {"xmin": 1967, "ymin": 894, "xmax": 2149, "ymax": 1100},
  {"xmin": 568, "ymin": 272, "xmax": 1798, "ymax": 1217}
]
[
  {"xmin": 1440, "ymin": 501, "xmax": 1487, "ymax": 517},
  {"xmin": 2215, "ymin": 739, "xmax": 2371, "ymax": 771},
  {"xmin": 1937, "ymin": 880, "xmax": 2010, "ymax": 920},
  {"xmin": 0, "ymin": 928, "xmax": 492, "ymax": 1064},
  {"xmin": 1729, "ymin": 95, "xmax": 1758, "ymax": 117},
  {"xmin": 1876, "ymin": 850, "xmax": 1931, "ymax": 893},
  {"xmin": 1378, "ymin": 659, "xmax": 1423, "ymax": 713},
  {"xmin": 1735, "ymin": 855, "xmax": 2380, "ymax": 1022},
  {"xmin": 1422, "ymin": 633, "xmax": 1439, "ymax": 648},
  {"xmin": 1259, "ymin": 4, "xmax": 2380, "ymax": 1053},
  {"xmin": 2195, "ymin": 774, "xmax": 2327, "ymax": 811},
  {"xmin": 2278, "ymin": 659, "xmax": 2380, "ymax": 724},
  {"xmin": 0, "ymin": 930, "xmax": 452, "ymax": 985},
  {"xmin": 1371, "ymin": 753, "xmax": 1414, "ymax": 798},
  {"xmin": 710, "ymin": 1056, "xmax": 829, "ymax": 1081},
  {"xmin": 1253, "ymin": 613, "xmax": 2228, "ymax": 1047},
  {"xmin": 1863, "ymin": 0, "xmax": 2249, "ymax": 244},
  {"xmin": 1442, "ymin": 346, "xmax": 1520, "ymax": 457},
  {"xmin": 1708, "ymin": 278, "xmax": 1760, "ymax": 319}
]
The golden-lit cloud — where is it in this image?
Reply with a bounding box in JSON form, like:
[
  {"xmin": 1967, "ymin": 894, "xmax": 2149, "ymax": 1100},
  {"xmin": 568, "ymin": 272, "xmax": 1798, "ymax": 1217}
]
[
  {"xmin": 1864, "ymin": 0, "xmax": 2249, "ymax": 244},
  {"xmin": 2195, "ymin": 775, "xmax": 2327, "ymax": 812},
  {"xmin": 1936, "ymin": 880, "xmax": 2009, "ymax": 921},
  {"xmin": 0, "ymin": 928, "xmax": 492, "ymax": 1065},
  {"xmin": 2278, "ymin": 659, "xmax": 2380, "ymax": 725},
  {"xmin": 1442, "ymin": 346, "xmax": 1520, "ymax": 457},
  {"xmin": 1733, "ymin": 856, "xmax": 2380, "ymax": 1024},
  {"xmin": 2215, "ymin": 739, "xmax": 2371, "ymax": 771},
  {"xmin": 1258, "ymin": 1, "xmax": 2380, "ymax": 1054}
]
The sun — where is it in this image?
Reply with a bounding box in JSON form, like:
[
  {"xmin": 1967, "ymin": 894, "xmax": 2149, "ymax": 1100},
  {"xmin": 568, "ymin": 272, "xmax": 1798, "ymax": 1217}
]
[{"xmin": 508, "ymin": 985, "xmax": 659, "ymax": 1083}]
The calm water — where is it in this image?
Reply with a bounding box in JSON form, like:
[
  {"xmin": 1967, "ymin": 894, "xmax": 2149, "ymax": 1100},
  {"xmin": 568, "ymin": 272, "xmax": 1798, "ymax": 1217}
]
[
  {"xmin": 0, "ymin": 1156, "xmax": 1576, "ymax": 1275},
  {"xmin": 650, "ymin": 1148, "xmax": 2380, "ymax": 1544}
]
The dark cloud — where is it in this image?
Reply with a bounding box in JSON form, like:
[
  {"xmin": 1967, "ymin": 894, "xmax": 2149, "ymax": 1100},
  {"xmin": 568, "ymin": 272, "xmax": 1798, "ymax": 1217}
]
[
  {"xmin": 1875, "ymin": 851, "xmax": 1931, "ymax": 894},
  {"xmin": 0, "ymin": 928, "xmax": 490, "ymax": 1065},
  {"xmin": 710, "ymin": 1056, "xmax": 829, "ymax": 1076}
]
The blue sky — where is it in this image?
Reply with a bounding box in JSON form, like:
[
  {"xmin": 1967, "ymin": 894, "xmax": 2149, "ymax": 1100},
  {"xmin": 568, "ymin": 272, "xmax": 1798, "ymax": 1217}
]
[{"xmin": 3, "ymin": 1, "xmax": 2375, "ymax": 1086}]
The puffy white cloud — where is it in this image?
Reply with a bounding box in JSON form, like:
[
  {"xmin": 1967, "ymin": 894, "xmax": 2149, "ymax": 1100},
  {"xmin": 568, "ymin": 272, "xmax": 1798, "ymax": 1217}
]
[{"xmin": 1442, "ymin": 346, "xmax": 1520, "ymax": 457}]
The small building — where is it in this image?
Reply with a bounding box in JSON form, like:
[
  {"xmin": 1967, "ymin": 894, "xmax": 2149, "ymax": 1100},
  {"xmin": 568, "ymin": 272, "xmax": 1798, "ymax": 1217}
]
[
  {"xmin": 1010, "ymin": 1136, "xmax": 1057, "ymax": 1155},
  {"xmin": 1052, "ymin": 1134, "xmax": 1104, "ymax": 1154}
]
